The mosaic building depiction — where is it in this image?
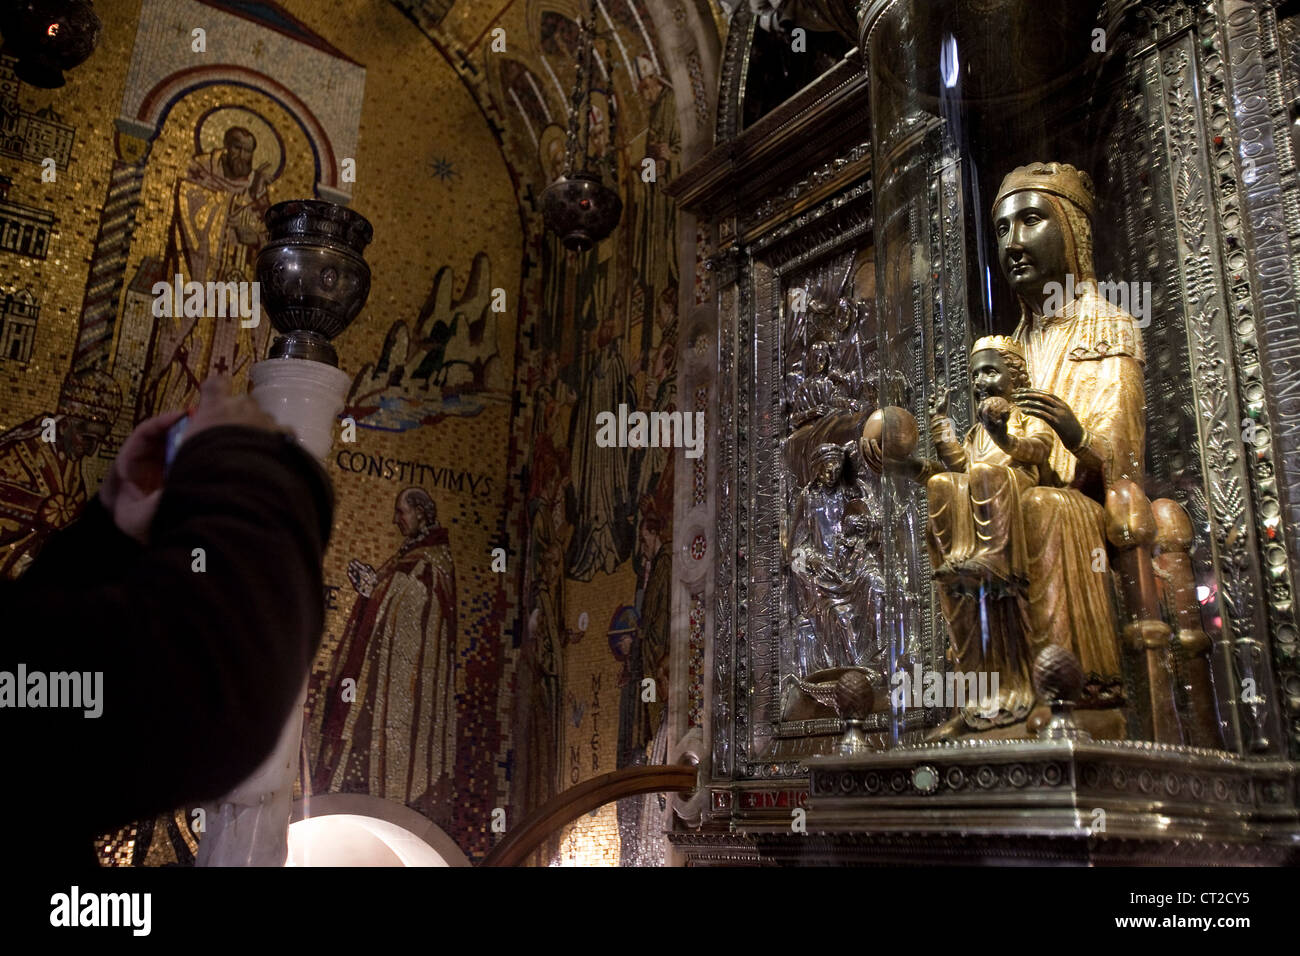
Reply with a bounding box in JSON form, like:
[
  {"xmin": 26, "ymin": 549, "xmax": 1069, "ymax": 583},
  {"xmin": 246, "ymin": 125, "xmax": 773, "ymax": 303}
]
[{"xmin": 2, "ymin": 0, "xmax": 1300, "ymax": 876}]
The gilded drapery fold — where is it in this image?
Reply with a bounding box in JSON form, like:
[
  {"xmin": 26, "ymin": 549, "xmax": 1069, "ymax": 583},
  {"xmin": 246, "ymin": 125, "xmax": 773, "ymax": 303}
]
[
  {"xmin": 1014, "ymin": 289, "xmax": 1146, "ymax": 685},
  {"xmin": 1015, "ymin": 290, "xmax": 1147, "ymax": 490}
]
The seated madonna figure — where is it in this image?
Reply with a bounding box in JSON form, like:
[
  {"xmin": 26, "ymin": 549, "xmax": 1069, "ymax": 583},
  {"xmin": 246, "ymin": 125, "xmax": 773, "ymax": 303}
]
[{"xmin": 994, "ymin": 162, "xmax": 1145, "ymax": 729}]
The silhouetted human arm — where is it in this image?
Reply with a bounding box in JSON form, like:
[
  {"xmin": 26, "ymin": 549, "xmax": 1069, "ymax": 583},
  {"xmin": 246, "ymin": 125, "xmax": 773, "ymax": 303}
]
[
  {"xmin": 4, "ymin": 424, "xmax": 333, "ymax": 844},
  {"xmin": 14, "ymin": 494, "xmax": 142, "ymax": 589}
]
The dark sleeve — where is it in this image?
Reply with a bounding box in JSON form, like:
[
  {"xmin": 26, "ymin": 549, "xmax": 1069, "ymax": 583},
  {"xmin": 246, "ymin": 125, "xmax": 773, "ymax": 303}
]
[
  {"xmin": 15, "ymin": 494, "xmax": 142, "ymax": 589},
  {"xmin": 5, "ymin": 424, "xmax": 334, "ymax": 833}
]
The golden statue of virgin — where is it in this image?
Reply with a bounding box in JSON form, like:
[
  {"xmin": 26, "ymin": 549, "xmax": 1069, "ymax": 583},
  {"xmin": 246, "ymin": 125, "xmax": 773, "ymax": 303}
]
[
  {"xmin": 994, "ymin": 162, "xmax": 1144, "ymax": 728},
  {"xmin": 864, "ymin": 162, "xmax": 1196, "ymax": 743}
]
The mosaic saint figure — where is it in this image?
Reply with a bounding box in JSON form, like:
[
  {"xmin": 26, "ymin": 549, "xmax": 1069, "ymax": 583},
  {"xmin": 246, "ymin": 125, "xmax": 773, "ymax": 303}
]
[
  {"xmin": 312, "ymin": 487, "xmax": 458, "ymax": 826},
  {"xmin": 629, "ymin": 55, "xmax": 680, "ymax": 334},
  {"xmin": 138, "ymin": 125, "xmax": 275, "ymax": 421},
  {"xmin": 520, "ymin": 462, "xmax": 568, "ymax": 804},
  {"xmin": 632, "ymin": 285, "xmax": 678, "ymax": 517},
  {"xmin": 611, "ymin": 510, "xmax": 671, "ymax": 765},
  {"xmin": 616, "ymin": 507, "xmax": 672, "ymax": 865},
  {"xmin": 537, "ymin": 124, "xmax": 572, "ymax": 352},
  {"xmin": 633, "ymin": 506, "xmax": 672, "ymax": 744},
  {"xmin": 566, "ymin": 318, "xmax": 636, "ymax": 580},
  {"xmin": 575, "ymin": 99, "xmax": 618, "ymax": 339},
  {"xmin": 531, "ymin": 352, "xmax": 574, "ymax": 503},
  {"xmin": 612, "ymin": 512, "xmax": 671, "ymax": 766},
  {"xmin": 0, "ymin": 369, "xmax": 120, "ymax": 577}
]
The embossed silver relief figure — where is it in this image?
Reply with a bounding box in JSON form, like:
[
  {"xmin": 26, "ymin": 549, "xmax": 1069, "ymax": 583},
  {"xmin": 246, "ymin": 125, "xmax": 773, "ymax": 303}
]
[
  {"xmin": 780, "ymin": 274, "xmax": 885, "ymax": 683},
  {"xmin": 788, "ymin": 340, "xmax": 859, "ymax": 427},
  {"xmin": 786, "ymin": 443, "xmax": 884, "ymax": 673}
]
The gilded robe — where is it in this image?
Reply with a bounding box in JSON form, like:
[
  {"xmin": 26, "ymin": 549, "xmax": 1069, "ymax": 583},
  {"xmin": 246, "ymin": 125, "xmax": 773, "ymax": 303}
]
[
  {"xmin": 925, "ymin": 408, "xmax": 1054, "ymax": 727},
  {"xmin": 313, "ymin": 525, "xmax": 458, "ymax": 825},
  {"xmin": 0, "ymin": 416, "xmax": 87, "ymax": 578},
  {"xmin": 629, "ymin": 84, "xmax": 680, "ymax": 327},
  {"xmin": 1015, "ymin": 289, "xmax": 1145, "ymax": 684},
  {"xmin": 566, "ymin": 339, "xmax": 636, "ymax": 580},
  {"xmin": 139, "ymin": 147, "xmax": 272, "ymax": 420}
]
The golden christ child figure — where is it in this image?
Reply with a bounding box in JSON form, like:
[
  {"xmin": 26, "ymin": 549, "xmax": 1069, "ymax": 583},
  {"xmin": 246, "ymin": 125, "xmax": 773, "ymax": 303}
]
[{"xmin": 867, "ymin": 337, "xmax": 1054, "ymax": 735}]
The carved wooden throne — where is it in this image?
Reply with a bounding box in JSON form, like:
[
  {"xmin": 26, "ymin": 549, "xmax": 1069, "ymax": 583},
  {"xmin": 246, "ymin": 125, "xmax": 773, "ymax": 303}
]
[{"xmin": 1104, "ymin": 481, "xmax": 1222, "ymax": 747}]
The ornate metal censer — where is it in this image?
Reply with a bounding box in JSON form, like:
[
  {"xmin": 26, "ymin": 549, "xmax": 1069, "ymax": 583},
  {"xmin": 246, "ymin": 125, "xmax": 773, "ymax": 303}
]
[
  {"xmin": 0, "ymin": 0, "xmax": 102, "ymax": 88},
  {"xmin": 256, "ymin": 199, "xmax": 374, "ymax": 366},
  {"xmin": 540, "ymin": 0, "xmax": 622, "ymax": 251}
]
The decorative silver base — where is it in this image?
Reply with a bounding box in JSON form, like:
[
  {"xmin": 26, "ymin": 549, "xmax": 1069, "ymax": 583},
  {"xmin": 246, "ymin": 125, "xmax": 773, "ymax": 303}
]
[
  {"xmin": 838, "ymin": 719, "xmax": 872, "ymax": 755},
  {"xmin": 1038, "ymin": 699, "xmax": 1091, "ymax": 742},
  {"xmin": 668, "ymin": 740, "xmax": 1300, "ymax": 865},
  {"xmin": 805, "ymin": 740, "xmax": 1297, "ymax": 841}
]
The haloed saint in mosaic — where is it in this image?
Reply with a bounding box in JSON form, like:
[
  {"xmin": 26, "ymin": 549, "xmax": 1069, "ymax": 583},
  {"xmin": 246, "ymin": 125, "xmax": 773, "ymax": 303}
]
[{"xmin": 310, "ymin": 486, "xmax": 458, "ymax": 827}]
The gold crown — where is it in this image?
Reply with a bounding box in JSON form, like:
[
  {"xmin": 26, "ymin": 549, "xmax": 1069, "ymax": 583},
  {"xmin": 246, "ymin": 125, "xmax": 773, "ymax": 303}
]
[
  {"xmin": 993, "ymin": 162, "xmax": 1096, "ymax": 218},
  {"xmin": 972, "ymin": 335, "xmax": 1026, "ymax": 361}
]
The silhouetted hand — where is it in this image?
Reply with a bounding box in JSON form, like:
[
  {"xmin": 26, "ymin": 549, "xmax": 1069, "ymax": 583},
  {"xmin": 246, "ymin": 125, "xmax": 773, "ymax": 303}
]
[
  {"xmin": 99, "ymin": 409, "xmax": 186, "ymax": 543},
  {"xmin": 186, "ymin": 375, "xmax": 289, "ymax": 441}
]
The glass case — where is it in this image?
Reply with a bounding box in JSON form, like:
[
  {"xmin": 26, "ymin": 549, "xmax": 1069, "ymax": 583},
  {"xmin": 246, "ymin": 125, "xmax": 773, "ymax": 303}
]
[
  {"xmin": 670, "ymin": 0, "xmax": 1300, "ymax": 865},
  {"xmin": 863, "ymin": 0, "xmax": 1285, "ymax": 754}
]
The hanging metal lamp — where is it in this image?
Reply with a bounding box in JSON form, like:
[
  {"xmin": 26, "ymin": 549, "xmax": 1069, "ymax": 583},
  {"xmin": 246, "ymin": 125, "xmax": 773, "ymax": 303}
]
[
  {"xmin": 541, "ymin": 0, "xmax": 622, "ymax": 252},
  {"xmin": 0, "ymin": 0, "xmax": 102, "ymax": 89}
]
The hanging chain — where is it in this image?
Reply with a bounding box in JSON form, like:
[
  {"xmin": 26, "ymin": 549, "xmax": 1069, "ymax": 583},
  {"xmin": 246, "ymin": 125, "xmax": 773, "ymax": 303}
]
[
  {"xmin": 606, "ymin": 80, "xmax": 619, "ymax": 186},
  {"xmin": 560, "ymin": 13, "xmax": 589, "ymax": 180},
  {"xmin": 579, "ymin": 0, "xmax": 598, "ymax": 175},
  {"xmin": 560, "ymin": 0, "xmax": 607, "ymax": 182}
]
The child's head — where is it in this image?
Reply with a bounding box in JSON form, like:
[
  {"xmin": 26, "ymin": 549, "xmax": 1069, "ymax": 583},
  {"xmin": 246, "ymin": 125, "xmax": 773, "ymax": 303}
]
[{"xmin": 970, "ymin": 335, "xmax": 1029, "ymax": 402}]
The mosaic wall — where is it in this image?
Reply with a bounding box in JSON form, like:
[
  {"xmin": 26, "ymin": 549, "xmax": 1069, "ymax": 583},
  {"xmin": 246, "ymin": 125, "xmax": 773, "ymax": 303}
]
[
  {"xmin": 483, "ymin": 1, "xmax": 685, "ymax": 866},
  {"xmin": 0, "ymin": 0, "xmax": 527, "ymax": 865},
  {"xmin": 392, "ymin": 0, "xmax": 710, "ymax": 864},
  {"xmin": 393, "ymin": 0, "xmax": 715, "ymax": 864},
  {"xmin": 0, "ymin": 0, "xmax": 710, "ymax": 866}
]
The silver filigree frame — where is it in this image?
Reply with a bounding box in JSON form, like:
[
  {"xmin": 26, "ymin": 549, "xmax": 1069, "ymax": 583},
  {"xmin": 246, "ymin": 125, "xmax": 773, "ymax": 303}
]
[
  {"xmin": 1203, "ymin": 0, "xmax": 1300, "ymax": 755},
  {"xmin": 1105, "ymin": 15, "xmax": 1280, "ymax": 753},
  {"xmin": 718, "ymin": 181, "xmax": 879, "ymax": 781}
]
